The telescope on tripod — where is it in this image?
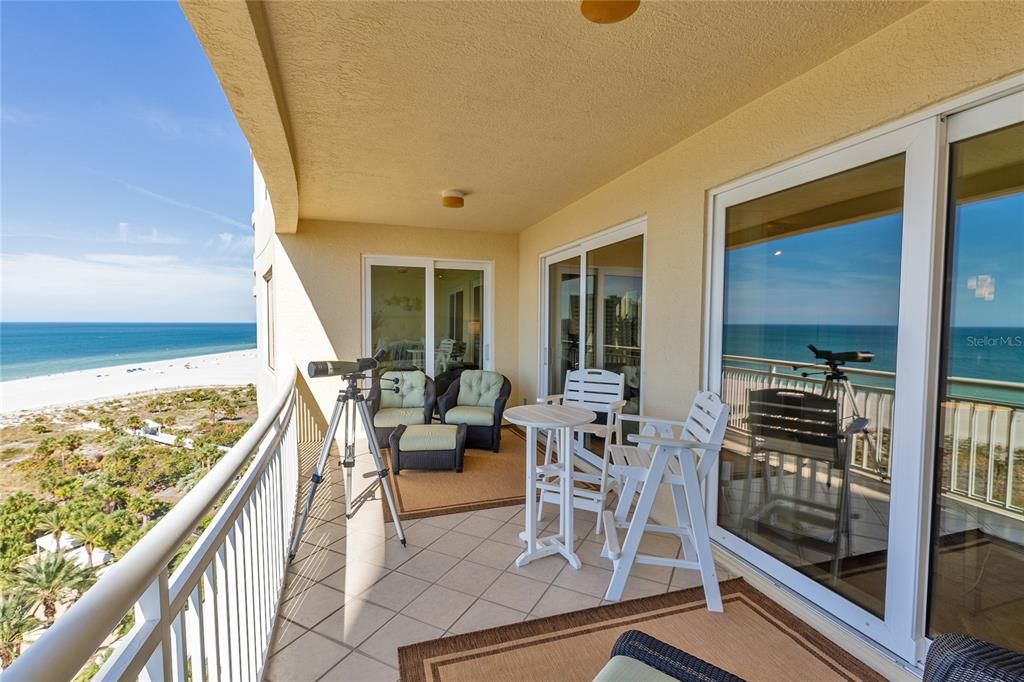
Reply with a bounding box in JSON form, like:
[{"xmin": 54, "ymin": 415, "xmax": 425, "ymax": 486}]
[
  {"xmin": 288, "ymin": 349, "xmax": 406, "ymax": 561},
  {"xmin": 793, "ymin": 344, "xmax": 880, "ymax": 475}
]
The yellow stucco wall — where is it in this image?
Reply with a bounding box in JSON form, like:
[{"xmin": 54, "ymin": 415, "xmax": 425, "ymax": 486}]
[
  {"xmin": 515, "ymin": 1, "xmax": 1024, "ymax": 416},
  {"xmin": 265, "ymin": 219, "xmax": 519, "ymax": 414}
]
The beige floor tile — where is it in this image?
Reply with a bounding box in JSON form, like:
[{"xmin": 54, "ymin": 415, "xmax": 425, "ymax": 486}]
[
  {"xmin": 374, "ymin": 537, "xmax": 423, "ymax": 570},
  {"xmin": 503, "ymin": 554, "xmax": 565, "ymax": 584},
  {"xmin": 301, "ymin": 520, "xmax": 347, "ymax": 547},
  {"xmin": 269, "ymin": 617, "xmax": 308, "ymax": 654},
  {"xmin": 448, "ymin": 599, "xmax": 527, "ymax": 635},
  {"xmin": 474, "ymin": 505, "xmax": 522, "ymax": 523},
  {"xmin": 266, "ymin": 630, "xmax": 350, "ymax": 681},
  {"xmin": 402, "ymin": 521, "xmax": 449, "ymax": 547},
  {"xmin": 320, "ymin": 651, "xmax": 397, "ymax": 682},
  {"xmin": 670, "ymin": 568, "xmax": 707, "ymax": 590},
  {"xmin": 359, "ymin": 571, "xmax": 431, "ymax": 611},
  {"xmin": 358, "ymin": 613, "xmax": 444, "ymax": 668},
  {"xmin": 464, "ymin": 539, "xmax": 523, "ymax": 569},
  {"xmin": 317, "ymin": 559, "xmax": 390, "ymax": 596},
  {"xmin": 552, "ymin": 562, "xmax": 614, "ymax": 599},
  {"xmin": 283, "ymin": 570, "xmax": 319, "ymax": 601},
  {"xmin": 529, "ymin": 585, "xmax": 602, "ymax": 619},
  {"xmin": 416, "ymin": 511, "xmax": 472, "ymax": 530},
  {"xmin": 292, "ymin": 538, "xmax": 336, "ymax": 563},
  {"xmin": 401, "ymin": 584, "xmax": 476, "ymax": 630},
  {"xmin": 428, "ymin": 530, "xmax": 485, "ymax": 559},
  {"xmin": 451, "ymin": 514, "xmax": 504, "ymax": 539},
  {"xmin": 314, "ymin": 598, "xmax": 397, "ymax": 648},
  {"xmin": 436, "ymin": 560, "xmax": 503, "ymax": 597},
  {"xmin": 396, "ymin": 549, "xmax": 460, "ymax": 582},
  {"xmin": 336, "ymin": 529, "xmax": 387, "ymax": 556},
  {"xmin": 292, "ymin": 548, "xmax": 346, "ymax": 582},
  {"xmin": 619, "ymin": 573, "xmax": 670, "ymax": 600},
  {"xmin": 481, "ymin": 572, "xmax": 549, "ymax": 612},
  {"xmin": 575, "ymin": 540, "xmax": 673, "ymax": 584},
  {"xmin": 488, "ymin": 522, "xmax": 527, "ymax": 548},
  {"xmin": 279, "ymin": 583, "xmax": 347, "ymax": 628}
]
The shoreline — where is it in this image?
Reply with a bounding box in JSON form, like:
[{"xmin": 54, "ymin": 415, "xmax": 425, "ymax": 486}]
[{"xmin": 0, "ymin": 349, "xmax": 258, "ymax": 419}]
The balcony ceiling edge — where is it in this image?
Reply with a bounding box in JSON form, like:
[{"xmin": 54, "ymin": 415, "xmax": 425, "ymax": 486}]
[{"xmin": 181, "ymin": 0, "xmax": 298, "ymax": 233}]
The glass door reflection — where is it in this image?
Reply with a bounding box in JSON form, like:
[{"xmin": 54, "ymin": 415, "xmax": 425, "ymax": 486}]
[
  {"xmin": 548, "ymin": 255, "xmax": 581, "ymax": 395},
  {"xmin": 929, "ymin": 117, "xmax": 1024, "ymax": 652}
]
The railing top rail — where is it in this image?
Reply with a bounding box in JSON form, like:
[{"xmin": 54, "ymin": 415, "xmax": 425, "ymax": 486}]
[
  {"xmin": 722, "ymin": 353, "xmax": 1024, "ymax": 390},
  {"xmin": 4, "ymin": 375, "xmax": 297, "ymax": 682}
]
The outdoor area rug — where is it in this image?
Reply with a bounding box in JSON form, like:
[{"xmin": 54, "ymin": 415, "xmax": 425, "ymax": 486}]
[
  {"xmin": 383, "ymin": 427, "xmax": 533, "ymax": 520},
  {"xmin": 398, "ymin": 578, "xmax": 884, "ymax": 682}
]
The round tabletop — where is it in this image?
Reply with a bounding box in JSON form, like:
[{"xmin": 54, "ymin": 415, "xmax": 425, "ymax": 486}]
[{"xmin": 504, "ymin": 404, "xmax": 596, "ymax": 429}]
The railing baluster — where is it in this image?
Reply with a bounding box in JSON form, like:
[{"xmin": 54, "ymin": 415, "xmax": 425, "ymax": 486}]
[
  {"xmin": 202, "ymin": 564, "xmax": 220, "ymax": 682},
  {"xmin": 1008, "ymin": 411, "xmax": 1020, "ymax": 511},
  {"xmin": 171, "ymin": 608, "xmax": 187, "ymax": 681}
]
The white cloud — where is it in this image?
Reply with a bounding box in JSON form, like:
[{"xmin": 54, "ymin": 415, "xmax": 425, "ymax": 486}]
[
  {"xmin": 116, "ymin": 222, "xmax": 186, "ymax": 245},
  {"xmin": 213, "ymin": 232, "xmax": 255, "ymax": 254},
  {"xmin": 84, "ymin": 253, "xmax": 179, "ymax": 266},
  {"xmin": 1, "ymin": 253, "xmax": 255, "ymax": 322}
]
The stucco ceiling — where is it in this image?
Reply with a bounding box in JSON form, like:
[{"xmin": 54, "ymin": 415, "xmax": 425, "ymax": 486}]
[{"xmin": 188, "ymin": 1, "xmax": 923, "ymax": 232}]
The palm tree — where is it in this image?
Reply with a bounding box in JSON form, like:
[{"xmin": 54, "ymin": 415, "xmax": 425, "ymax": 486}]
[
  {"xmin": 72, "ymin": 515, "xmax": 105, "ymax": 567},
  {"xmin": 37, "ymin": 507, "xmax": 70, "ymax": 553},
  {"xmin": 12, "ymin": 554, "xmax": 95, "ymax": 623},
  {"xmin": 0, "ymin": 591, "xmax": 41, "ymax": 668},
  {"xmin": 60, "ymin": 433, "xmax": 83, "ymax": 471}
]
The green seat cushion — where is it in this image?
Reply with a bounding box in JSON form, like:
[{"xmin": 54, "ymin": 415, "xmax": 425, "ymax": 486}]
[
  {"xmin": 444, "ymin": 405, "xmax": 494, "ymax": 426},
  {"xmin": 399, "ymin": 424, "xmax": 458, "ymax": 451},
  {"xmin": 457, "ymin": 370, "xmax": 504, "ymax": 407},
  {"xmin": 373, "ymin": 407, "xmax": 425, "ymax": 428},
  {"xmin": 381, "ymin": 371, "xmax": 427, "ymax": 409},
  {"xmin": 592, "ymin": 656, "xmax": 678, "ymax": 682}
]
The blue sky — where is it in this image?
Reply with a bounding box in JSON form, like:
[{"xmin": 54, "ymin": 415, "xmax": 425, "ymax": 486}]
[
  {"xmin": 724, "ymin": 192, "xmax": 1023, "ymax": 328},
  {"xmin": 1, "ymin": 1, "xmax": 255, "ymax": 322}
]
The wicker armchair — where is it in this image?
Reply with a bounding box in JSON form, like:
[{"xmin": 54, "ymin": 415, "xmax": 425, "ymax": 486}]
[
  {"xmin": 595, "ymin": 630, "xmax": 743, "ymax": 682},
  {"xmin": 924, "ymin": 633, "xmax": 1024, "ymax": 682}
]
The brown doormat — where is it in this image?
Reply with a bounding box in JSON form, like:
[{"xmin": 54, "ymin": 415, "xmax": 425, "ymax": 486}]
[
  {"xmin": 383, "ymin": 427, "xmax": 535, "ymax": 520},
  {"xmin": 399, "ymin": 578, "xmax": 884, "ymax": 682}
]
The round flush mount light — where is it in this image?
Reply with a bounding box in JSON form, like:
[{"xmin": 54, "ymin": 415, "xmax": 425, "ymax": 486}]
[
  {"xmin": 442, "ymin": 190, "xmax": 465, "ymax": 208},
  {"xmin": 580, "ymin": 0, "xmax": 640, "ymax": 24}
]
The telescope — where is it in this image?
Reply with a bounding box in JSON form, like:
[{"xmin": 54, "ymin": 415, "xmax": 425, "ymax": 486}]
[
  {"xmin": 807, "ymin": 344, "xmax": 874, "ymax": 366},
  {"xmin": 308, "ymin": 349, "xmax": 385, "ymax": 378}
]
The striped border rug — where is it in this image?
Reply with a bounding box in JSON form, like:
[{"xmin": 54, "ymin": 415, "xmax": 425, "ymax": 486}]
[{"xmin": 399, "ymin": 578, "xmax": 883, "ymax": 682}]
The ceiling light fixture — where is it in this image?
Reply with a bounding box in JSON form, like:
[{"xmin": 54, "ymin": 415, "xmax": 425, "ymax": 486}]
[
  {"xmin": 442, "ymin": 190, "xmax": 465, "ymax": 208},
  {"xmin": 580, "ymin": 0, "xmax": 640, "ymax": 24}
]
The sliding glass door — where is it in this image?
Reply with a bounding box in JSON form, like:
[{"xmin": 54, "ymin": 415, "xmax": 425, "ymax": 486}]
[
  {"xmin": 541, "ymin": 221, "xmax": 645, "ymax": 418},
  {"xmin": 364, "ymin": 257, "xmax": 492, "ymax": 376},
  {"xmin": 707, "ymin": 120, "xmax": 942, "ymax": 660},
  {"xmin": 928, "ymin": 97, "xmax": 1024, "ymax": 652}
]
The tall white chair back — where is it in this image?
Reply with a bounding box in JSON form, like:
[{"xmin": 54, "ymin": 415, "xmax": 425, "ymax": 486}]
[
  {"xmin": 538, "ymin": 368, "xmax": 625, "ymax": 535},
  {"xmin": 602, "ymin": 391, "xmax": 729, "ymax": 609}
]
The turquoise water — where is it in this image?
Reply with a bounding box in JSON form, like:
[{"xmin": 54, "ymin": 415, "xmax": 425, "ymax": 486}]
[{"xmin": 0, "ymin": 322, "xmax": 257, "ymax": 381}]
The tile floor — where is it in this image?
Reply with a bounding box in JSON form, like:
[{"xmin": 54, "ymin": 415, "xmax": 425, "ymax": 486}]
[{"xmin": 265, "ymin": 475, "xmax": 736, "ymax": 681}]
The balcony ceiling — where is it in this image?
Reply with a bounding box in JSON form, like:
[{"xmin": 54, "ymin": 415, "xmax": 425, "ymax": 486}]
[{"xmin": 185, "ymin": 1, "xmax": 922, "ymax": 233}]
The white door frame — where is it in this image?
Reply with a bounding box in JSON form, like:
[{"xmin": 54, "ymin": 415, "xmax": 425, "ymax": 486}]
[
  {"xmin": 703, "ymin": 119, "xmax": 943, "ymax": 662},
  {"xmin": 537, "ymin": 216, "xmax": 648, "ymax": 402},
  {"xmin": 362, "ymin": 255, "xmax": 495, "ymax": 375}
]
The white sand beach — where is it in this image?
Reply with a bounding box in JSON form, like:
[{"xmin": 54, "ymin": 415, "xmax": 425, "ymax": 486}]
[{"xmin": 0, "ymin": 349, "xmax": 257, "ymax": 419}]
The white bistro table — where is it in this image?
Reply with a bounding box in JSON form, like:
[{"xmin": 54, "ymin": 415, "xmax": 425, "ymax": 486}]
[{"xmin": 504, "ymin": 403, "xmax": 596, "ymax": 569}]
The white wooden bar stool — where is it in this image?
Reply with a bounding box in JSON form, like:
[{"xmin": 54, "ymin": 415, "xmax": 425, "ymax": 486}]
[
  {"xmin": 601, "ymin": 392, "xmax": 729, "ymax": 609},
  {"xmin": 537, "ymin": 368, "xmax": 625, "ymax": 535}
]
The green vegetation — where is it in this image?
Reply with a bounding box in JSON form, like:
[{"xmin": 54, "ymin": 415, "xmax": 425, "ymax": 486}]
[{"xmin": 0, "ymin": 384, "xmax": 257, "ymax": 668}]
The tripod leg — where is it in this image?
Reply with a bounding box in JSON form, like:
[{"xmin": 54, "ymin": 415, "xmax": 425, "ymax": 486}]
[
  {"xmin": 353, "ymin": 397, "xmax": 407, "ymax": 546},
  {"xmin": 289, "ymin": 392, "xmax": 346, "ymax": 561},
  {"xmin": 343, "ymin": 395, "xmax": 355, "ymax": 518}
]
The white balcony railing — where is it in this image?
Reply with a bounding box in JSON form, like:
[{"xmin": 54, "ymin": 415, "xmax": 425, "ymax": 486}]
[
  {"xmin": 5, "ymin": 376, "xmax": 298, "ymax": 682},
  {"xmin": 722, "ymin": 355, "xmax": 1024, "ymax": 516}
]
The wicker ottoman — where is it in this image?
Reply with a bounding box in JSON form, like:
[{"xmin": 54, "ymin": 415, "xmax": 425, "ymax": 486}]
[{"xmin": 389, "ymin": 423, "xmax": 467, "ymax": 474}]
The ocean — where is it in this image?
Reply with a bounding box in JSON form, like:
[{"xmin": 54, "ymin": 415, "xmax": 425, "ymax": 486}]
[
  {"xmin": 723, "ymin": 324, "xmax": 1023, "ymax": 406},
  {"xmin": 0, "ymin": 322, "xmax": 257, "ymax": 381}
]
